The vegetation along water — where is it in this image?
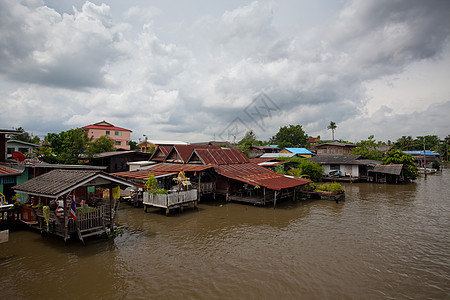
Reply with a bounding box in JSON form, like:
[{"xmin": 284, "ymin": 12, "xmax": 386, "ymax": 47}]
[{"xmin": 1, "ymin": 165, "xmax": 449, "ymax": 299}]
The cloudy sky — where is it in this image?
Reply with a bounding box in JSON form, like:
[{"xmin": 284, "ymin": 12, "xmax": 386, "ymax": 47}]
[{"xmin": 1, "ymin": 0, "xmax": 449, "ymax": 143}]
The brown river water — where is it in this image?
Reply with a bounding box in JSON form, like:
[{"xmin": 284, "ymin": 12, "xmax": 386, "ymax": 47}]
[{"xmin": 1, "ymin": 165, "xmax": 449, "ymax": 299}]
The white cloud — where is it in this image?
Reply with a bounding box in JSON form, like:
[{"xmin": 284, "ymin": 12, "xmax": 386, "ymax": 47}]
[{"xmin": 0, "ymin": 0, "xmax": 449, "ymax": 143}]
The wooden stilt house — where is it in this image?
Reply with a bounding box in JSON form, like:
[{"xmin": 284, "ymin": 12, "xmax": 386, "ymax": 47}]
[{"xmin": 13, "ymin": 169, "xmax": 135, "ymax": 244}]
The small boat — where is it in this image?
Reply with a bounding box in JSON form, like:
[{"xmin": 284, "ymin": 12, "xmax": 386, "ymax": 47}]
[{"xmin": 418, "ymin": 167, "xmax": 437, "ymax": 174}]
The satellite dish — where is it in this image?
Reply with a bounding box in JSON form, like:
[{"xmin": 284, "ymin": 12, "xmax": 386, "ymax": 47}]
[{"xmin": 12, "ymin": 151, "xmax": 26, "ymax": 162}]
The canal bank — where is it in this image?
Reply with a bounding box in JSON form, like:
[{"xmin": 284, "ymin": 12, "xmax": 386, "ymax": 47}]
[{"xmin": 1, "ymin": 165, "xmax": 449, "ymax": 299}]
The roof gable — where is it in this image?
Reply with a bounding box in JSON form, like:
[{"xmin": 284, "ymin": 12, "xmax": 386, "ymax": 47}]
[
  {"xmin": 370, "ymin": 164, "xmax": 403, "ymax": 175},
  {"xmin": 150, "ymin": 145, "xmax": 173, "ymax": 161},
  {"xmin": 82, "ymin": 121, "xmax": 131, "ymax": 132}
]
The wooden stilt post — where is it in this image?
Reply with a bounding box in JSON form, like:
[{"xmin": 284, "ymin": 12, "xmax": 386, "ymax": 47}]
[
  {"xmin": 293, "ymin": 188, "xmax": 296, "ymax": 201},
  {"xmin": 274, "ymin": 191, "xmax": 277, "ymax": 208},
  {"xmin": 198, "ymin": 173, "xmax": 201, "ymax": 201},
  {"xmin": 63, "ymin": 195, "xmax": 68, "ymax": 242},
  {"xmin": 263, "ymin": 187, "xmax": 266, "ymax": 206},
  {"xmin": 109, "ymin": 185, "xmax": 113, "ymax": 232},
  {"xmin": 226, "ymin": 179, "xmax": 230, "ymax": 202}
]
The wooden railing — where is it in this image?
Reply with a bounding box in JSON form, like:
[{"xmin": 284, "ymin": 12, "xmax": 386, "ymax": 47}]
[
  {"xmin": 76, "ymin": 205, "xmax": 105, "ymax": 231},
  {"xmin": 143, "ymin": 190, "xmax": 198, "ymax": 208}
]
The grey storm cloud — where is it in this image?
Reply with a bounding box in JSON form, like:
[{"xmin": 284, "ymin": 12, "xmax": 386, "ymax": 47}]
[
  {"xmin": 0, "ymin": 1, "xmax": 123, "ymax": 89},
  {"xmin": 0, "ymin": 0, "xmax": 449, "ymax": 142}
]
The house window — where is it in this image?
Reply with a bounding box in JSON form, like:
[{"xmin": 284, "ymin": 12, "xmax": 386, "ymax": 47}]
[
  {"xmin": 19, "ymin": 147, "xmax": 29, "ymax": 154},
  {"xmin": 330, "ymin": 164, "xmax": 340, "ymax": 170},
  {"xmin": 106, "ymin": 130, "xmax": 110, "ymax": 135},
  {"xmin": 115, "ymin": 141, "xmax": 121, "ymax": 146},
  {"xmin": 115, "ymin": 131, "xmax": 122, "ymax": 136},
  {"xmin": 7, "ymin": 148, "xmax": 14, "ymax": 154}
]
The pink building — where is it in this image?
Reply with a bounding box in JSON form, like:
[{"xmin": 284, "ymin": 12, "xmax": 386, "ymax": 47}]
[{"xmin": 82, "ymin": 121, "xmax": 132, "ymax": 150}]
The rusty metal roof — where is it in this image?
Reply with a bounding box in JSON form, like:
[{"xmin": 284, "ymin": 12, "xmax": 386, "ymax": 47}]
[
  {"xmin": 113, "ymin": 169, "xmax": 177, "ymax": 180},
  {"xmin": 191, "ymin": 148, "xmax": 249, "ymax": 165},
  {"xmin": 113, "ymin": 163, "xmax": 213, "ymax": 180},
  {"xmin": 174, "ymin": 145, "xmax": 221, "ymax": 163},
  {"xmin": 0, "ymin": 164, "xmax": 23, "ymax": 176},
  {"xmin": 250, "ymin": 157, "xmax": 277, "ymax": 164},
  {"xmin": 214, "ymin": 163, "xmax": 311, "ymax": 190},
  {"xmin": 150, "ymin": 145, "xmax": 173, "ymax": 161}
]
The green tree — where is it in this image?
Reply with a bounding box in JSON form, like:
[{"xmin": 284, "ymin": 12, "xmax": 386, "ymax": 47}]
[
  {"xmin": 277, "ymin": 157, "xmax": 323, "ymax": 182},
  {"xmin": 298, "ymin": 159, "xmax": 323, "ymax": 182},
  {"xmin": 394, "ymin": 136, "xmax": 414, "ymax": 150},
  {"xmin": 46, "ymin": 128, "xmax": 90, "ymax": 164},
  {"xmin": 237, "ymin": 130, "xmax": 263, "ymax": 157},
  {"xmin": 327, "ymin": 121, "xmax": 337, "ymax": 141},
  {"xmin": 270, "ymin": 124, "xmax": 308, "ymax": 148},
  {"xmin": 86, "ymin": 135, "xmax": 116, "ymax": 158},
  {"xmin": 11, "ymin": 127, "xmax": 40, "ymax": 144},
  {"xmin": 382, "ymin": 149, "xmax": 418, "ymax": 182},
  {"xmin": 129, "ymin": 140, "xmax": 140, "ymax": 151},
  {"xmin": 351, "ymin": 135, "xmax": 385, "ymax": 161}
]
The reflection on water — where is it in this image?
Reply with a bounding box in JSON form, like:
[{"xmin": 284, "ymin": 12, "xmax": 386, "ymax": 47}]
[{"xmin": 1, "ymin": 166, "xmax": 449, "ymax": 299}]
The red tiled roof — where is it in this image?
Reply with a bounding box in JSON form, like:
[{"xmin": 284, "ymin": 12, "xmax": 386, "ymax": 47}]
[
  {"xmin": 192, "ymin": 148, "xmax": 249, "ymax": 165},
  {"xmin": 0, "ymin": 165, "xmax": 22, "ymax": 176},
  {"xmin": 82, "ymin": 121, "xmax": 131, "ymax": 132},
  {"xmin": 214, "ymin": 163, "xmax": 311, "ymax": 190}
]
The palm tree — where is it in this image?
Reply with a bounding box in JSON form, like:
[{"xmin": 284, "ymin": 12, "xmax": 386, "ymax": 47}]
[{"xmin": 327, "ymin": 121, "xmax": 337, "ymax": 141}]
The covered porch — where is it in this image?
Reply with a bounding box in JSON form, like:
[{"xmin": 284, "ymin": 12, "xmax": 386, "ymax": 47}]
[
  {"xmin": 213, "ymin": 163, "xmax": 311, "ymax": 207},
  {"xmin": 13, "ymin": 169, "xmax": 135, "ymax": 244}
]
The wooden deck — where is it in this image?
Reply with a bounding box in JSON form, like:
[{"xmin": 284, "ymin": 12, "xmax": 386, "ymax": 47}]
[
  {"xmin": 31, "ymin": 198, "xmax": 120, "ymax": 244},
  {"xmin": 143, "ymin": 189, "xmax": 198, "ymax": 215}
]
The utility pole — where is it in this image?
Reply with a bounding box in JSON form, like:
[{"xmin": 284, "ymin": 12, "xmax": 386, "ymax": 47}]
[
  {"xmin": 143, "ymin": 134, "xmax": 148, "ymax": 153},
  {"xmin": 423, "ymin": 137, "xmax": 427, "ymax": 178}
]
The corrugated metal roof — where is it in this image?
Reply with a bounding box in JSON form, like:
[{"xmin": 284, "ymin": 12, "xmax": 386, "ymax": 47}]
[
  {"xmin": 92, "ymin": 150, "xmax": 151, "ymax": 159},
  {"xmin": 258, "ymin": 161, "xmax": 287, "ymax": 167},
  {"xmin": 214, "ymin": 163, "xmax": 310, "ymax": 190},
  {"xmin": 260, "ymin": 153, "xmax": 296, "ymax": 158},
  {"xmin": 250, "ymin": 157, "xmax": 276, "ymax": 164},
  {"xmin": 113, "ymin": 169, "xmax": 177, "ymax": 180},
  {"xmin": 282, "ymin": 148, "xmax": 313, "ymax": 155},
  {"xmin": 0, "ymin": 165, "xmax": 23, "ymax": 176},
  {"xmin": 370, "ymin": 164, "xmax": 403, "ymax": 175},
  {"xmin": 403, "ymin": 151, "xmax": 440, "ymax": 156},
  {"xmin": 13, "ymin": 169, "xmax": 134, "ymax": 197},
  {"xmin": 148, "ymin": 163, "xmax": 213, "ymax": 172},
  {"xmin": 160, "ymin": 145, "xmax": 220, "ymax": 163},
  {"xmin": 316, "ymin": 143, "xmax": 357, "ymax": 148},
  {"xmin": 310, "ymin": 155, "xmax": 363, "ymax": 165},
  {"xmin": 192, "ymin": 148, "xmax": 249, "ymax": 165},
  {"xmin": 114, "ymin": 163, "xmax": 213, "ymax": 181}
]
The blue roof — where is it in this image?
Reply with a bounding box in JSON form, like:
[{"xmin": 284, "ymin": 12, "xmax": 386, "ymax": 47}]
[
  {"xmin": 282, "ymin": 148, "xmax": 313, "ymax": 155},
  {"xmin": 403, "ymin": 151, "xmax": 440, "ymax": 156}
]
